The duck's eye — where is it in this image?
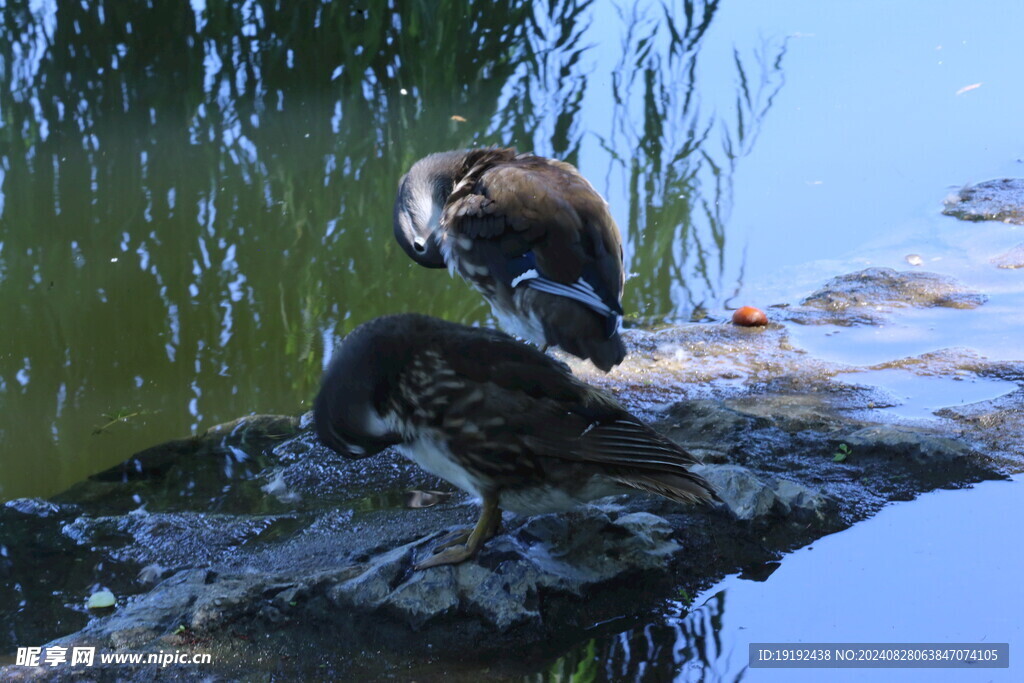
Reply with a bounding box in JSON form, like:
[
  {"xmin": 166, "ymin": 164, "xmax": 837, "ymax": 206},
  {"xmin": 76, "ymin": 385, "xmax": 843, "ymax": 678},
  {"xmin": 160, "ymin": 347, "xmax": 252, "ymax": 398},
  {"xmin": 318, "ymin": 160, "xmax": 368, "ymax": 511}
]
[{"xmin": 413, "ymin": 239, "xmax": 426, "ymax": 253}]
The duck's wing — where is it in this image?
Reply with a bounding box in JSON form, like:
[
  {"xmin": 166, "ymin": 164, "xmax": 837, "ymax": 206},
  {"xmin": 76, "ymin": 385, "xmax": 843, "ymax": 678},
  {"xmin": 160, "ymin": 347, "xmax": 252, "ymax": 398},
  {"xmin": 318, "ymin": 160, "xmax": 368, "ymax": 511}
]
[
  {"xmin": 513, "ymin": 405, "xmax": 717, "ymax": 505},
  {"xmin": 442, "ymin": 152, "xmax": 624, "ymax": 321},
  {"xmin": 433, "ymin": 331, "xmax": 715, "ymax": 503}
]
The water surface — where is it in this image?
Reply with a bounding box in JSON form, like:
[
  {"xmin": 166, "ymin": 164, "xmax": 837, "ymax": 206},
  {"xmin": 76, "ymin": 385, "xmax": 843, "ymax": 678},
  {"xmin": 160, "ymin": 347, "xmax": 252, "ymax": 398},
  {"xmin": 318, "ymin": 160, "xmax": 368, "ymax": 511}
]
[{"xmin": 536, "ymin": 474, "xmax": 1023, "ymax": 682}]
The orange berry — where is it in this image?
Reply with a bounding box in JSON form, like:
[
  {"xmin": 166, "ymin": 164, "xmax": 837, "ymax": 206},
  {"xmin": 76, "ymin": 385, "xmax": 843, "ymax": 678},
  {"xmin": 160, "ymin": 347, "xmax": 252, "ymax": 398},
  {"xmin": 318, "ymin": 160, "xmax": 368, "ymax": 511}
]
[{"xmin": 732, "ymin": 306, "xmax": 768, "ymax": 326}]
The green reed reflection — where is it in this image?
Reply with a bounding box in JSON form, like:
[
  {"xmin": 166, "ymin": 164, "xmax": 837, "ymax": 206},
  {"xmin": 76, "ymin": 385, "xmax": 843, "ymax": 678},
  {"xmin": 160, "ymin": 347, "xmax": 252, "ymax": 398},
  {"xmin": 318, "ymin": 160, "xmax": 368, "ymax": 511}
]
[
  {"xmin": 602, "ymin": 2, "xmax": 786, "ymax": 323},
  {"xmin": 529, "ymin": 590, "xmax": 735, "ymax": 682},
  {"xmin": 0, "ymin": 0, "xmax": 784, "ymax": 500}
]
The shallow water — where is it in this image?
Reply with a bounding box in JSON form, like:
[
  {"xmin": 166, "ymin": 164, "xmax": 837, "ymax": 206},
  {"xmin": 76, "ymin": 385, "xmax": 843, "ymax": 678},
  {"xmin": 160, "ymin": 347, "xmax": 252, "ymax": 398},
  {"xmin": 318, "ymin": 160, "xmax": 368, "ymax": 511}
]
[
  {"xmin": 834, "ymin": 367, "xmax": 1018, "ymax": 421},
  {"xmin": 535, "ymin": 474, "xmax": 1023, "ymax": 682}
]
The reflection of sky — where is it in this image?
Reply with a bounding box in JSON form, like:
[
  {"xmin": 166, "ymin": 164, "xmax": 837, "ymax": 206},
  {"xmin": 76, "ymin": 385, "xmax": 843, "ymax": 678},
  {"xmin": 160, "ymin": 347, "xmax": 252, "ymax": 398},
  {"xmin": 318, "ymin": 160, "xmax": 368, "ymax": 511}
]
[
  {"xmin": 686, "ymin": 475, "xmax": 1024, "ymax": 682},
  {"xmin": 726, "ymin": 1, "xmax": 1024, "ymax": 290},
  {"xmin": 574, "ymin": 0, "xmax": 1023, "ymax": 323}
]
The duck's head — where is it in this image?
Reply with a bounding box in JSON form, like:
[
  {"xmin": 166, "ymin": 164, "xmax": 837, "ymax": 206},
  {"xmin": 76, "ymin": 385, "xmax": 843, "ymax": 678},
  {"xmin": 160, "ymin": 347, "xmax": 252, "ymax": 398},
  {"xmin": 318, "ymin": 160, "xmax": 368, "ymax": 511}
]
[
  {"xmin": 393, "ymin": 150, "xmax": 470, "ymax": 268},
  {"xmin": 314, "ymin": 319, "xmax": 405, "ymax": 459}
]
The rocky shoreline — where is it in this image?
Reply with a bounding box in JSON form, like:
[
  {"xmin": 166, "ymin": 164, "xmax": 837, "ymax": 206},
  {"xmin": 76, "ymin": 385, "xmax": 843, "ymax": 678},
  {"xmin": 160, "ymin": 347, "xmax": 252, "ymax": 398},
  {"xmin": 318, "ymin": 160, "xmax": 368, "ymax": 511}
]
[{"xmin": 4, "ymin": 185, "xmax": 1024, "ymax": 680}]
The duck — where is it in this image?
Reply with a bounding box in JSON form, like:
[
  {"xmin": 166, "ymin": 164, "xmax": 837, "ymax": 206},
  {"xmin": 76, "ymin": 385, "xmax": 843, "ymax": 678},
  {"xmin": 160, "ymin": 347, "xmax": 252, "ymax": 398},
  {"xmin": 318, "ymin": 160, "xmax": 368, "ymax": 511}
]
[
  {"xmin": 313, "ymin": 314, "xmax": 716, "ymax": 569},
  {"xmin": 393, "ymin": 148, "xmax": 627, "ymax": 371}
]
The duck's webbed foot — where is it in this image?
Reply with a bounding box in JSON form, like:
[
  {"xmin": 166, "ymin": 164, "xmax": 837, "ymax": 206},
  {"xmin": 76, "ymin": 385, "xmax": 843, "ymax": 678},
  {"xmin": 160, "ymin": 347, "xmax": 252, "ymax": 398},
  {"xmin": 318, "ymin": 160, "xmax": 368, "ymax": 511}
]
[{"xmin": 415, "ymin": 494, "xmax": 500, "ymax": 569}]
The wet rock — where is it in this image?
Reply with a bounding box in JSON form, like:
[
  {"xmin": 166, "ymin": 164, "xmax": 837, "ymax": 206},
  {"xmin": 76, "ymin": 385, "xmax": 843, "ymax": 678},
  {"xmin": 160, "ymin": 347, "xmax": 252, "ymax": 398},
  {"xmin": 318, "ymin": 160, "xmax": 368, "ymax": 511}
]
[
  {"xmin": 60, "ymin": 569, "xmax": 212, "ymax": 648},
  {"xmin": 787, "ymin": 267, "xmax": 986, "ymax": 325},
  {"xmin": 203, "ymin": 414, "xmax": 301, "ymax": 442},
  {"xmin": 0, "ymin": 499, "xmax": 94, "ymax": 649},
  {"xmin": 30, "ymin": 506, "xmax": 689, "ymax": 661},
  {"xmin": 942, "ymin": 178, "xmax": 1024, "ymax": 224},
  {"xmin": 842, "ymin": 426, "xmax": 973, "ymax": 465},
  {"xmin": 83, "ymin": 414, "xmax": 299, "ymax": 486},
  {"xmin": 314, "ymin": 508, "xmax": 683, "ymax": 632},
  {"xmin": 571, "ymin": 322, "xmax": 841, "ymax": 411},
  {"xmin": 773, "ymin": 478, "xmax": 836, "ymax": 519},
  {"xmin": 266, "ymin": 436, "xmax": 447, "ymax": 506},
  {"xmin": 725, "ymin": 387, "xmax": 877, "ymax": 432},
  {"xmin": 61, "ymin": 510, "xmax": 303, "ymax": 569},
  {"xmin": 990, "ymin": 243, "xmax": 1024, "ymax": 269},
  {"xmin": 868, "ymin": 347, "xmax": 1024, "ymax": 385},
  {"xmin": 658, "ymin": 400, "xmax": 766, "ymax": 461},
  {"xmin": 691, "ymin": 464, "xmax": 836, "ymax": 522},
  {"xmin": 936, "ymin": 389, "xmax": 1024, "ymax": 459}
]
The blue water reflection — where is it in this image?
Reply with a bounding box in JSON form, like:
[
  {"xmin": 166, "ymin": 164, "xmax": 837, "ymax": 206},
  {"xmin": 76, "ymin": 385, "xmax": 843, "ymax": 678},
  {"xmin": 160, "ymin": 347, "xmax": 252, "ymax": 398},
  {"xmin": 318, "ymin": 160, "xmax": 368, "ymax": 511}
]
[{"xmin": 589, "ymin": 475, "xmax": 1024, "ymax": 682}]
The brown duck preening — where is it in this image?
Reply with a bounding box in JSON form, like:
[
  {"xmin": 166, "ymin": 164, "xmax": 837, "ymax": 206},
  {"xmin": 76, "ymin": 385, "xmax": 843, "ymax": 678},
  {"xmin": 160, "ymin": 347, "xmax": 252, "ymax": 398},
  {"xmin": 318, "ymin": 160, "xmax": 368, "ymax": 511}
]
[
  {"xmin": 314, "ymin": 314, "xmax": 717, "ymax": 569},
  {"xmin": 393, "ymin": 148, "xmax": 627, "ymax": 372}
]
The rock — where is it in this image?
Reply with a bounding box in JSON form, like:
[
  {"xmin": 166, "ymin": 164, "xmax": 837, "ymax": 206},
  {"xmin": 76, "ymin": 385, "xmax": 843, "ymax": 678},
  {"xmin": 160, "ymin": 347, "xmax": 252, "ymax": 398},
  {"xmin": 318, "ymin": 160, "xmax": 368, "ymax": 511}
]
[
  {"xmin": 328, "ymin": 508, "xmax": 684, "ymax": 631},
  {"xmin": 790, "ymin": 267, "xmax": 986, "ymax": 325},
  {"xmin": 202, "ymin": 414, "xmax": 301, "ymax": 441},
  {"xmin": 942, "ymin": 178, "xmax": 1024, "ymax": 225},
  {"xmin": 772, "ymin": 478, "xmax": 831, "ymax": 517},
  {"xmin": 0, "ymin": 499, "xmax": 93, "ymax": 649},
  {"xmin": 657, "ymin": 400, "xmax": 766, "ymax": 460},
  {"xmin": 936, "ymin": 389, "xmax": 1024, "ymax": 459},
  {"xmin": 691, "ymin": 464, "xmax": 836, "ymax": 522},
  {"xmin": 691, "ymin": 465, "xmax": 774, "ymax": 520},
  {"xmin": 21, "ymin": 505, "xmax": 689, "ymax": 662},
  {"xmin": 83, "ymin": 414, "xmax": 299, "ymax": 486},
  {"xmin": 990, "ymin": 243, "xmax": 1024, "ymax": 269},
  {"xmin": 842, "ymin": 426, "xmax": 973, "ymax": 465},
  {"xmin": 61, "ymin": 510, "xmax": 302, "ymax": 569}
]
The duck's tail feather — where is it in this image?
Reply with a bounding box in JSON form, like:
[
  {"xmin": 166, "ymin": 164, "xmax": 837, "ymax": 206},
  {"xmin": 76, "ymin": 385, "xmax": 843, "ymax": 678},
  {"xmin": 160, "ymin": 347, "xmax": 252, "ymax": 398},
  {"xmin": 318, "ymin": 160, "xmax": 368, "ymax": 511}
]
[{"xmin": 611, "ymin": 471, "xmax": 719, "ymax": 506}]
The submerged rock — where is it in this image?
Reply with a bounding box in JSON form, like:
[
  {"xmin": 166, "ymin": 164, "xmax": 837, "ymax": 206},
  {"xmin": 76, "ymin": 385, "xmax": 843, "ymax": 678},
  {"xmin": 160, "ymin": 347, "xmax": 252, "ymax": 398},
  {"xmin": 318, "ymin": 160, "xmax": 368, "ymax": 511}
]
[
  {"xmin": 942, "ymin": 178, "xmax": 1024, "ymax": 225},
  {"xmin": 990, "ymin": 243, "xmax": 1024, "ymax": 269},
  {"xmin": 785, "ymin": 267, "xmax": 986, "ymax": 325}
]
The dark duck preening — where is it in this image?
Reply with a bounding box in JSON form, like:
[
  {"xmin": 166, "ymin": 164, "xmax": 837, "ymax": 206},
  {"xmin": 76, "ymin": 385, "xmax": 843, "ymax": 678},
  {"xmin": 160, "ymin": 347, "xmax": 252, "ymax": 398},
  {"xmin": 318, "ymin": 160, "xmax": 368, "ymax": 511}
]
[
  {"xmin": 314, "ymin": 314, "xmax": 717, "ymax": 569},
  {"xmin": 393, "ymin": 148, "xmax": 627, "ymax": 372}
]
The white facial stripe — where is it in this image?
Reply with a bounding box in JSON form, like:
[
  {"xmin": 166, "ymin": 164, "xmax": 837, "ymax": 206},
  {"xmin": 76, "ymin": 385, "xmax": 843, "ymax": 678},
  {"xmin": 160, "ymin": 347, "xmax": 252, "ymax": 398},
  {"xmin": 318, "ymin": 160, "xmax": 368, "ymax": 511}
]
[{"xmin": 411, "ymin": 182, "xmax": 441, "ymax": 236}]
